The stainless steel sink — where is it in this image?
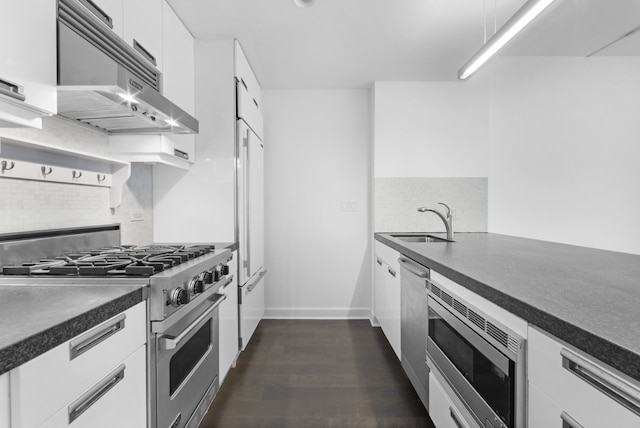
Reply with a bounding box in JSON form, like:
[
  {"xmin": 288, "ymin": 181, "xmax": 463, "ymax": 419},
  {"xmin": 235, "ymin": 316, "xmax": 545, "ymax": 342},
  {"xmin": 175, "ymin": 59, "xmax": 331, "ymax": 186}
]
[{"xmin": 390, "ymin": 234, "xmax": 453, "ymax": 243}]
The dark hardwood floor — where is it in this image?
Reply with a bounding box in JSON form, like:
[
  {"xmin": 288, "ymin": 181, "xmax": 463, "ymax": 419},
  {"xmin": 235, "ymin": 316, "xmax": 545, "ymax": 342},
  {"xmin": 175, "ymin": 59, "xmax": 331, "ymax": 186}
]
[{"xmin": 199, "ymin": 319, "xmax": 436, "ymax": 428}]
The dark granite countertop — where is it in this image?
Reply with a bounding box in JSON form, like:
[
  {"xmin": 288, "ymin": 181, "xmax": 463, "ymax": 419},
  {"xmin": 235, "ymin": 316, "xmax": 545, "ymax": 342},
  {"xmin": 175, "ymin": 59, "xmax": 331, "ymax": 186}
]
[
  {"xmin": 376, "ymin": 232, "xmax": 640, "ymax": 382},
  {"xmin": 0, "ymin": 285, "xmax": 146, "ymax": 375}
]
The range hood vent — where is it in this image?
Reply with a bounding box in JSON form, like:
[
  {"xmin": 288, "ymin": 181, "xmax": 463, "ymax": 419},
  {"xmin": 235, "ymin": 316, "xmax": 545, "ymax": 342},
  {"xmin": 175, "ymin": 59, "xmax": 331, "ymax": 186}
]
[{"xmin": 56, "ymin": 0, "xmax": 198, "ymax": 135}]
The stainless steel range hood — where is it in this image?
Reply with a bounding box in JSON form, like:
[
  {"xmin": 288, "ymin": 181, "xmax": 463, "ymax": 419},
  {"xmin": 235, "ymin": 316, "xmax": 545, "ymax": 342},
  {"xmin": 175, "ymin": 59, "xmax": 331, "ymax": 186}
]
[{"xmin": 57, "ymin": 0, "xmax": 198, "ymax": 135}]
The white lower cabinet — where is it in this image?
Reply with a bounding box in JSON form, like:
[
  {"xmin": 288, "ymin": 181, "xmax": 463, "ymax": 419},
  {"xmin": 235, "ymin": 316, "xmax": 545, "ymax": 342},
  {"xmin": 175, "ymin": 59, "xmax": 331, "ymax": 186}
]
[
  {"xmin": 528, "ymin": 326, "xmax": 640, "ymax": 428},
  {"xmin": 219, "ymin": 251, "xmax": 239, "ymax": 384},
  {"xmin": 429, "ymin": 371, "xmax": 472, "ymax": 428},
  {"xmin": 39, "ymin": 346, "xmax": 146, "ymax": 428},
  {"xmin": 10, "ymin": 301, "xmax": 147, "ymax": 428},
  {"xmin": 374, "ymin": 241, "xmax": 401, "ymax": 360},
  {"xmin": 0, "ymin": 371, "xmax": 9, "ymax": 428}
]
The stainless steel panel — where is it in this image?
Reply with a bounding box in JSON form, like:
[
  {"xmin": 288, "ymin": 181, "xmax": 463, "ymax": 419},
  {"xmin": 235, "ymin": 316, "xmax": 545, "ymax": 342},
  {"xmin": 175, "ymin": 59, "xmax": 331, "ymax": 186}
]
[{"xmin": 399, "ymin": 258, "xmax": 429, "ymax": 410}]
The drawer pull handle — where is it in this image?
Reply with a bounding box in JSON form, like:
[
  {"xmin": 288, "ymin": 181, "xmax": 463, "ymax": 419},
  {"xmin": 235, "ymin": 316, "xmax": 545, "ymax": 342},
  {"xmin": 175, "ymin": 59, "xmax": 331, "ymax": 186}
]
[
  {"xmin": 376, "ymin": 257, "xmax": 383, "ymax": 266},
  {"xmin": 560, "ymin": 411, "xmax": 584, "ymax": 428},
  {"xmin": 449, "ymin": 406, "xmax": 465, "ymax": 428},
  {"xmin": 69, "ymin": 313, "xmax": 126, "ymax": 360},
  {"xmin": 387, "ymin": 267, "xmax": 396, "ymax": 278},
  {"xmin": 77, "ymin": 0, "xmax": 113, "ymax": 28},
  {"xmin": 68, "ymin": 363, "xmax": 125, "ymax": 423},
  {"xmin": 0, "ymin": 77, "xmax": 26, "ymax": 102},
  {"xmin": 561, "ymin": 348, "xmax": 640, "ymax": 416},
  {"xmin": 133, "ymin": 39, "xmax": 157, "ymax": 66}
]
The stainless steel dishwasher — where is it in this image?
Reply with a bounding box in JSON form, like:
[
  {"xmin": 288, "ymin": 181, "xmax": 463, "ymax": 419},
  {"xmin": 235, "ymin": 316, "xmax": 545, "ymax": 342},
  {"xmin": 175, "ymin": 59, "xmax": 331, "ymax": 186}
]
[{"xmin": 399, "ymin": 257, "xmax": 430, "ymax": 410}]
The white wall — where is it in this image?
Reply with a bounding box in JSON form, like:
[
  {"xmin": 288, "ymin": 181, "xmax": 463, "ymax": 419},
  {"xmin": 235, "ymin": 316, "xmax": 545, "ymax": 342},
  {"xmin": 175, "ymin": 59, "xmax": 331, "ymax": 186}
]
[
  {"xmin": 263, "ymin": 90, "xmax": 371, "ymax": 318},
  {"xmin": 486, "ymin": 57, "xmax": 640, "ymax": 254},
  {"xmin": 372, "ymin": 82, "xmax": 490, "ymax": 233},
  {"xmin": 373, "ymin": 81, "xmax": 490, "ymax": 178}
]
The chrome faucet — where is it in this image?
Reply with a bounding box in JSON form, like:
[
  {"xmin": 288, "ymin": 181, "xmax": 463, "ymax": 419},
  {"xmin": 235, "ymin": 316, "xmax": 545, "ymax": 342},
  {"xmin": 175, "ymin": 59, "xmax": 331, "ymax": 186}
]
[{"xmin": 417, "ymin": 203, "xmax": 454, "ymax": 241}]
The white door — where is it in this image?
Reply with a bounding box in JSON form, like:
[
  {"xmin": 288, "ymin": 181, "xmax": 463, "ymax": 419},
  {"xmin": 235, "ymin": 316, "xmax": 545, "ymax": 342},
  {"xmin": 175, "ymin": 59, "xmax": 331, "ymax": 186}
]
[{"xmin": 238, "ymin": 119, "xmax": 264, "ymax": 285}]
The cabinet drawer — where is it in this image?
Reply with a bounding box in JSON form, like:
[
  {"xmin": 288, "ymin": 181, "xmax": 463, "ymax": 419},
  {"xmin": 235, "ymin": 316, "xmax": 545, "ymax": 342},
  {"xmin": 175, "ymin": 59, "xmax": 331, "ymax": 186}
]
[
  {"xmin": 0, "ymin": 372, "xmax": 9, "ymax": 428},
  {"xmin": 374, "ymin": 241, "xmax": 400, "ymax": 272},
  {"xmin": 428, "ymin": 371, "xmax": 473, "ymax": 428},
  {"xmin": 39, "ymin": 345, "xmax": 146, "ymax": 428},
  {"xmin": 528, "ymin": 326, "xmax": 640, "ymax": 427},
  {"xmin": 235, "ymin": 41, "xmax": 263, "ymax": 138},
  {"xmin": 11, "ymin": 302, "xmax": 146, "ymax": 428}
]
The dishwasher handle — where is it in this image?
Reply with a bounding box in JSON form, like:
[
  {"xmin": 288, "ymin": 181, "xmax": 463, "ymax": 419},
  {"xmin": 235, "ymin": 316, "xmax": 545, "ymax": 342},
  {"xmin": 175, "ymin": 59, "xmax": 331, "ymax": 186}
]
[{"xmin": 398, "ymin": 257, "xmax": 429, "ymax": 278}]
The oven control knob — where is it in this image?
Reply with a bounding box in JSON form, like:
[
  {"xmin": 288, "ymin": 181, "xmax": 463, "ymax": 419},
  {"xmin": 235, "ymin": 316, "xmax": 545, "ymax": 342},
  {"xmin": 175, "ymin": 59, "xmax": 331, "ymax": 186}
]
[
  {"xmin": 188, "ymin": 277, "xmax": 204, "ymax": 295},
  {"xmin": 202, "ymin": 270, "xmax": 214, "ymax": 284},
  {"xmin": 221, "ymin": 264, "xmax": 230, "ymax": 275},
  {"xmin": 213, "ymin": 267, "xmax": 222, "ymax": 282},
  {"xmin": 169, "ymin": 288, "xmax": 189, "ymax": 306}
]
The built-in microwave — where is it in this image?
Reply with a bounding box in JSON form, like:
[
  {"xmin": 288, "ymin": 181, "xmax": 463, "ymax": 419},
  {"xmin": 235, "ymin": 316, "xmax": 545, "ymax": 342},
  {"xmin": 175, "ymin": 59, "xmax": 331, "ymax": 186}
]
[{"xmin": 426, "ymin": 279, "xmax": 526, "ymax": 428}]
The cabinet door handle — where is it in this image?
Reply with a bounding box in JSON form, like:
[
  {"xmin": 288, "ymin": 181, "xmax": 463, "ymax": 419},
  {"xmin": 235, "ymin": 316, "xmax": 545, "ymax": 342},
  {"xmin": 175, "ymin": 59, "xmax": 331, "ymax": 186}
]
[
  {"xmin": 561, "ymin": 348, "xmax": 640, "ymax": 416},
  {"xmin": 398, "ymin": 257, "xmax": 429, "ymax": 278},
  {"xmin": 77, "ymin": 0, "xmax": 113, "ymax": 28},
  {"xmin": 387, "ymin": 267, "xmax": 396, "ymax": 278},
  {"xmin": 68, "ymin": 363, "xmax": 125, "ymax": 423},
  {"xmin": 133, "ymin": 39, "xmax": 157, "ymax": 66},
  {"xmin": 0, "ymin": 77, "xmax": 26, "ymax": 102},
  {"xmin": 449, "ymin": 406, "xmax": 465, "ymax": 428},
  {"xmin": 69, "ymin": 313, "xmax": 126, "ymax": 360},
  {"xmin": 376, "ymin": 257, "xmax": 383, "ymax": 266}
]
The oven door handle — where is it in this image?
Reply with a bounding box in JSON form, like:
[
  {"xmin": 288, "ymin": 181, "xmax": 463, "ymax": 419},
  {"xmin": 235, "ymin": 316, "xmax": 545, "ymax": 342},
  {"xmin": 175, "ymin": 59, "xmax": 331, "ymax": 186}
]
[{"xmin": 160, "ymin": 294, "xmax": 227, "ymax": 350}]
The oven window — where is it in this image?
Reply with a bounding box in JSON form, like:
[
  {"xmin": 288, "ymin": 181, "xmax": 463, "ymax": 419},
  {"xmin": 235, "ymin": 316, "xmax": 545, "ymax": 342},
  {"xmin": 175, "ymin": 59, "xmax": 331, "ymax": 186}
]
[
  {"xmin": 170, "ymin": 320, "xmax": 212, "ymax": 395},
  {"xmin": 429, "ymin": 311, "xmax": 515, "ymax": 427}
]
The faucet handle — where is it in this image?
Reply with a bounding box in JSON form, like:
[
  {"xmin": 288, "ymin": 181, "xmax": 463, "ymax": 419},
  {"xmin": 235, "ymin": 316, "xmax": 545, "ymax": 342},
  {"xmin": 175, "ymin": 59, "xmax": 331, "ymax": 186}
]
[{"xmin": 438, "ymin": 202, "xmax": 452, "ymax": 219}]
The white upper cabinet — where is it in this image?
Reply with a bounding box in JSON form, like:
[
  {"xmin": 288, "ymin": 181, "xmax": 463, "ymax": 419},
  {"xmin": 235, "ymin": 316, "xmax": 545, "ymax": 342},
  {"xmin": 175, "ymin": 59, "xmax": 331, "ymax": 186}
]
[
  {"xmin": 81, "ymin": 0, "xmax": 124, "ymax": 37},
  {"xmin": 123, "ymin": 0, "xmax": 163, "ymax": 71},
  {"xmin": 235, "ymin": 41, "xmax": 263, "ymax": 139},
  {"xmin": 0, "ymin": 0, "xmax": 56, "ymax": 128},
  {"xmin": 162, "ymin": 0, "xmax": 195, "ymax": 115}
]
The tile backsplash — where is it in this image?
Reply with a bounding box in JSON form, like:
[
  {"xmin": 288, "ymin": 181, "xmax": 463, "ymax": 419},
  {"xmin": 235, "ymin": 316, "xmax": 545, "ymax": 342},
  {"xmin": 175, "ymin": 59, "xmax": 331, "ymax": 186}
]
[
  {"xmin": 375, "ymin": 177, "xmax": 487, "ymax": 233},
  {"xmin": 0, "ymin": 116, "xmax": 153, "ymax": 244}
]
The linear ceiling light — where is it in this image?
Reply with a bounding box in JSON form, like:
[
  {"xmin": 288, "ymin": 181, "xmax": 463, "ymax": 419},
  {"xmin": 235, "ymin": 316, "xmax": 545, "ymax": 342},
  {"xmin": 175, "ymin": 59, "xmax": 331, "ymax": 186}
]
[{"xmin": 458, "ymin": 0, "xmax": 557, "ymax": 80}]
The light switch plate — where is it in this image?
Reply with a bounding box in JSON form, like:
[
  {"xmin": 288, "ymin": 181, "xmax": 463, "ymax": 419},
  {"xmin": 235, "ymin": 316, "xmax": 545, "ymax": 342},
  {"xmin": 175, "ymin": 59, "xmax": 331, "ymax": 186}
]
[
  {"xmin": 130, "ymin": 209, "xmax": 144, "ymax": 222},
  {"xmin": 341, "ymin": 200, "xmax": 357, "ymax": 212}
]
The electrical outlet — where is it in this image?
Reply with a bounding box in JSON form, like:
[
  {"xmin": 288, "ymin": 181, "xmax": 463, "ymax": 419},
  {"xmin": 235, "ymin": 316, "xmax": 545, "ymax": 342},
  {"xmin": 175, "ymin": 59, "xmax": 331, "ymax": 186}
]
[
  {"xmin": 130, "ymin": 209, "xmax": 144, "ymax": 222},
  {"xmin": 341, "ymin": 200, "xmax": 357, "ymax": 212}
]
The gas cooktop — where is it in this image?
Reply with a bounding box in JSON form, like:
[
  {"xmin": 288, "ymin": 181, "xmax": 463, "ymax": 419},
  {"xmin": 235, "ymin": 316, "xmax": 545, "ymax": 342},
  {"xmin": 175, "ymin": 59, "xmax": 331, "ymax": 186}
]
[{"xmin": 0, "ymin": 244, "xmax": 217, "ymax": 277}]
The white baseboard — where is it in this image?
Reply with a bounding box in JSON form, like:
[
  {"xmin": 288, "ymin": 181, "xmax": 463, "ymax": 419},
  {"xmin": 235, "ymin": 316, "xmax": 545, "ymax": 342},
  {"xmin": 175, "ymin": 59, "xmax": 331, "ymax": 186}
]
[{"xmin": 263, "ymin": 307, "xmax": 371, "ymax": 319}]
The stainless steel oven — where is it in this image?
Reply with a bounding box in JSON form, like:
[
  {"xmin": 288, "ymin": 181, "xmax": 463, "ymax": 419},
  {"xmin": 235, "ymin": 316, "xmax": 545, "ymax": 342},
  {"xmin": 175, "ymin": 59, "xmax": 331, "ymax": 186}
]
[
  {"xmin": 152, "ymin": 284, "xmax": 227, "ymax": 428},
  {"xmin": 426, "ymin": 279, "xmax": 526, "ymax": 428}
]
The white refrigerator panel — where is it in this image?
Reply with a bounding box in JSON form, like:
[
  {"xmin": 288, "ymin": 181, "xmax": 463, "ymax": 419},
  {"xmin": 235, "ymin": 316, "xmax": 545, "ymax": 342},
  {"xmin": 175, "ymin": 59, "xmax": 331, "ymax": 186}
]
[
  {"xmin": 239, "ymin": 272, "xmax": 266, "ymax": 351},
  {"xmin": 238, "ymin": 119, "xmax": 264, "ymax": 285}
]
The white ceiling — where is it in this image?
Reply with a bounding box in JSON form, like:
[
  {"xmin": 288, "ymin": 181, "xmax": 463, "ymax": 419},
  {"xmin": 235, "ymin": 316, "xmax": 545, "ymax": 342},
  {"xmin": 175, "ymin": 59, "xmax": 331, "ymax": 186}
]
[{"xmin": 168, "ymin": 0, "xmax": 640, "ymax": 89}]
